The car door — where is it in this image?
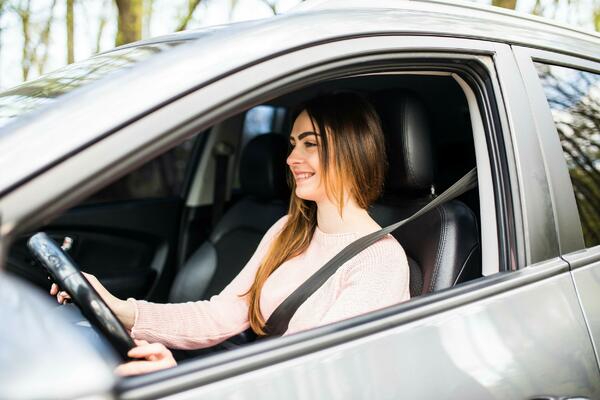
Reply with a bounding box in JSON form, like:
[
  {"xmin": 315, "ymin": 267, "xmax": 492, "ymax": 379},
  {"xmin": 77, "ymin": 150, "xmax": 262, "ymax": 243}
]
[
  {"xmin": 103, "ymin": 36, "xmax": 600, "ymax": 399},
  {"xmin": 1, "ymin": 16, "xmax": 598, "ymax": 399},
  {"xmin": 513, "ymin": 46, "xmax": 600, "ymax": 373}
]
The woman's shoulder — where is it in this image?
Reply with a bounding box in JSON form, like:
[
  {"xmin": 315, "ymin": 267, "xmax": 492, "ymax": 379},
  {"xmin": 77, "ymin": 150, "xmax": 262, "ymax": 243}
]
[
  {"xmin": 350, "ymin": 234, "xmax": 407, "ymax": 266},
  {"xmin": 262, "ymin": 214, "xmax": 290, "ymax": 241},
  {"xmin": 271, "ymin": 214, "xmax": 290, "ymax": 232}
]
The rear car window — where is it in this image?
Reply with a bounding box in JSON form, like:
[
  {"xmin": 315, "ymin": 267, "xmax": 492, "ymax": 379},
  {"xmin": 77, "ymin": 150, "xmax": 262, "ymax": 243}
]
[
  {"xmin": 535, "ymin": 63, "xmax": 600, "ymax": 247},
  {"xmin": 82, "ymin": 137, "xmax": 196, "ymax": 204}
]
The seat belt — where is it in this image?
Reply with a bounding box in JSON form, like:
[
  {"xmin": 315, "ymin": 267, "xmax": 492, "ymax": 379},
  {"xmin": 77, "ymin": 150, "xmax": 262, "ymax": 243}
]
[
  {"xmin": 212, "ymin": 141, "xmax": 234, "ymax": 227},
  {"xmin": 263, "ymin": 168, "xmax": 478, "ymax": 336}
]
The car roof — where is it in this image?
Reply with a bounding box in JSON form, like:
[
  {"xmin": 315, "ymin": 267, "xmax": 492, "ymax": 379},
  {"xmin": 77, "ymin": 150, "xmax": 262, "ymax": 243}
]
[
  {"xmin": 102, "ymin": 0, "xmax": 598, "ymax": 64},
  {"xmin": 0, "ymin": 0, "xmax": 598, "ymax": 196}
]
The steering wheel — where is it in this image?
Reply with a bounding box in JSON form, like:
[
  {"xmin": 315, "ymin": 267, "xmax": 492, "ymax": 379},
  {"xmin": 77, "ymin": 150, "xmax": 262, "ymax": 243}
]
[{"xmin": 28, "ymin": 232, "xmax": 134, "ymax": 360}]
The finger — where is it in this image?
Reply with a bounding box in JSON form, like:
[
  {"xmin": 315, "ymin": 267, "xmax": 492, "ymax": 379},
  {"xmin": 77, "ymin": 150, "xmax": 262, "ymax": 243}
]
[
  {"xmin": 50, "ymin": 283, "xmax": 59, "ymax": 295},
  {"xmin": 114, "ymin": 359, "xmax": 173, "ymax": 376},
  {"xmin": 134, "ymin": 339, "xmax": 149, "ymax": 346},
  {"xmin": 60, "ymin": 291, "xmax": 71, "ymax": 299},
  {"xmin": 127, "ymin": 343, "xmax": 170, "ymax": 359},
  {"xmin": 57, "ymin": 291, "xmax": 71, "ymax": 304}
]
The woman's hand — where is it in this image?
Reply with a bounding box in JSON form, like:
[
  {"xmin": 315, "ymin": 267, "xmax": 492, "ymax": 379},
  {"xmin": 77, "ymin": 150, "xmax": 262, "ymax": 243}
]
[
  {"xmin": 49, "ymin": 272, "xmax": 135, "ymax": 330},
  {"xmin": 114, "ymin": 340, "xmax": 177, "ymax": 376}
]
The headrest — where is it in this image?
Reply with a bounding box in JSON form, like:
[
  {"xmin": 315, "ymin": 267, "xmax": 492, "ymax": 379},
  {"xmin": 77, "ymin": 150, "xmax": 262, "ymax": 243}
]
[
  {"xmin": 240, "ymin": 133, "xmax": 289, "ymax": 200},
  {"xmin": 372, "ymin": 91, "xmax": 434, "ymax": 195}
]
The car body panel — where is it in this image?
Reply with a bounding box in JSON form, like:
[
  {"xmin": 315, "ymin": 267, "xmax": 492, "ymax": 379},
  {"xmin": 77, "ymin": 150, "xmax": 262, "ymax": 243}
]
[
  {"xmin": 511, "ymin": 45, "xmax": 600, "ymax": 375},
  {"xmin": 0, "ymin": 1, "xmax": 599, "ymax": 398},
  {"xmin": 566, "ymin": 250, "xmax": 600, "ymax": 372},
  {"xmin": 120, "ymin": 261, "xmax": 599, "ymax": 400},
  {"xmin": 0, "ymin": 272, "xmax": 116, "ymax": 400}
]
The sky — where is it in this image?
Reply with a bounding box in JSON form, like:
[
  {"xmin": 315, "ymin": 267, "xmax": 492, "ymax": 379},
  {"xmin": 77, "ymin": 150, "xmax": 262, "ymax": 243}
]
[{"xmin": 0, "ymin": 0, "xmax": 597, "ymax": 90}]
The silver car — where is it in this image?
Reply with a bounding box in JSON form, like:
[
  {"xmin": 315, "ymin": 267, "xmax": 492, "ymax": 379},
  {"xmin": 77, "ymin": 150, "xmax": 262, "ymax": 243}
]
[{"xmin": 1, "ymin": 0, "xmax": 599, "ymax": 399}]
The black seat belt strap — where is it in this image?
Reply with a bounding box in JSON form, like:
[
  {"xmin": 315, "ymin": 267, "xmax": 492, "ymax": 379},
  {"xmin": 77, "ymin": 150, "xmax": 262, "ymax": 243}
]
[
  {"xmin": 264, "ymin": 168, "xmax": 478, "ymax": 336},
  {"xmin": 212, "ymin": 141, "xmax": 234, "ymax": 227}
]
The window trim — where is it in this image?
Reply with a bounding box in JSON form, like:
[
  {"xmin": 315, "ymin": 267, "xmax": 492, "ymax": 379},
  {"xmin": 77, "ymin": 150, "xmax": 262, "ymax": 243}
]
[
  {"xmin": 513, "ymin": 46, "xmax": 600, "ymax": 255},
  {"xmin": 110, "ymin": 43, "xmax": 525, "ymax": 396}
]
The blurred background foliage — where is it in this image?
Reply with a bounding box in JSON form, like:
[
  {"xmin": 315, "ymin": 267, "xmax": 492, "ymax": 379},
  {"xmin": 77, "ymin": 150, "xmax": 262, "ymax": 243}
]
[{"xmin": 0, "ymin": 0, "xmax": 598, "ymax": 90}]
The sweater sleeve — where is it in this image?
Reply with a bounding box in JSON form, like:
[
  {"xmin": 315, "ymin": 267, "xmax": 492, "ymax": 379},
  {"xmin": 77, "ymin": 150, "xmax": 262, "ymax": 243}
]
[
  {"xmin": 129, "ymin": 215, "xmax": 289, "ymax": 350},
  {"xmin": 317, "ymin": 239, "xmax": 410, "ymax": 327}
]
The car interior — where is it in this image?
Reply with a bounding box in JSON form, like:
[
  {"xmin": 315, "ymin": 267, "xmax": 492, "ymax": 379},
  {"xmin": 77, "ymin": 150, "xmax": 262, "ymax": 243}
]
[{"xmin": 6, "ymin": 72, "xmax": 484, "ymax": 358}]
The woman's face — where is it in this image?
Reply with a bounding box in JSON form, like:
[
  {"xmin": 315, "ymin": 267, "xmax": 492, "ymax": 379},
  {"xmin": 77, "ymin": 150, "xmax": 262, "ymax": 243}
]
[{"xmin": 287, "ymin": 110, "xmax": 327, "ymax": 203}]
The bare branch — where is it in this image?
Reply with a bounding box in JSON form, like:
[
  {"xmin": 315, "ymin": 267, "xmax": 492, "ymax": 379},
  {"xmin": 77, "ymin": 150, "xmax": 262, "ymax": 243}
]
[
  {"xmin": 35, "ymin": 0, "xmax": 58, "ymax": 75},
  {"xmin": 176, "ymin": 0, "xmax": 202, "ymax": 32}
]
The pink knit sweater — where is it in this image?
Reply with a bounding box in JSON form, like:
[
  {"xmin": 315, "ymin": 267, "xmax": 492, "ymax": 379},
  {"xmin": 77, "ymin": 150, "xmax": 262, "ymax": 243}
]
[{"xmin": 129, "ymin": 216, "xmax": 410, "ymax": 349}]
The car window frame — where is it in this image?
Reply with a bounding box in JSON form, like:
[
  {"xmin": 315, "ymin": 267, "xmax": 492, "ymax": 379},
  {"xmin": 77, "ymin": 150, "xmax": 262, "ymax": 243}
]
[
  {"xmin": 112, "ymin": 40, "xmax": 524, "ymax": 396},
  {"xmin": 0, "ymin": 35, "xmax": 553, "ymax": 397}
]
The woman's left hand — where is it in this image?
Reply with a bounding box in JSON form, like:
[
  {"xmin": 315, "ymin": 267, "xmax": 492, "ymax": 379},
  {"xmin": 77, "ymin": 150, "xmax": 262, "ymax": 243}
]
[{"xmin": 115, "ymin": 340, "xmax": 177, "ymax": 376}]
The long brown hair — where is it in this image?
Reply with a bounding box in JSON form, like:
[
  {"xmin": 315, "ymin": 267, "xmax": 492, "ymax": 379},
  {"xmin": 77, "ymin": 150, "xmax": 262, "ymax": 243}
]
[{"xmin": 244, "ymin": 92, "xmax": 387, "ymax": 335}]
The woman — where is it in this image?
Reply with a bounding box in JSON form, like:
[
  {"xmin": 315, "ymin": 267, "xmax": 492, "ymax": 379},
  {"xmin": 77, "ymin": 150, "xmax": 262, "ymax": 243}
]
[{"xmin": 52, "ymin": 92, "xmax": 411, "ymax": 375}]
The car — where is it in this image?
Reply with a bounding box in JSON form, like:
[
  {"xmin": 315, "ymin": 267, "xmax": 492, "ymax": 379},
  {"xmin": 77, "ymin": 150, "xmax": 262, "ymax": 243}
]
[{"xmin": 1, "ymin": 0, "xmax": 599, "ymax": 398}]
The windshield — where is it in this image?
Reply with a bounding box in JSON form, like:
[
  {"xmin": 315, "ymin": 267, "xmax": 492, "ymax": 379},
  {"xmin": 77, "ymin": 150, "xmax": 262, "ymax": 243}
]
[{"xmin": 0, "ymin": 41, "xmax": 186, "ymax": 129}]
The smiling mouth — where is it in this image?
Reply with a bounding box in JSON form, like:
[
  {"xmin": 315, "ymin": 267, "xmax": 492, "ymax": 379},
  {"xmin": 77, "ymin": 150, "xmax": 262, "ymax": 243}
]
[{"xmin": 295, "ymin": 172, "xmax": 315, "ymax": 183}]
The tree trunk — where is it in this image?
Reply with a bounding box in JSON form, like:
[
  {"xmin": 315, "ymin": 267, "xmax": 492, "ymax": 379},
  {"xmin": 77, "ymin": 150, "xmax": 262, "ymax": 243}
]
[
  {"xmin": 66, "ymin": 0, "xmax": 74, "ymax": 64},
  {"xmin": 115, "ymin": 0, "xmax": 142, "ymax": 46},
  {"xmin": 492, "ymin": 0, "xmax": 517, "ymax": 10},
  {"xmin": 18, "ymin": 0, "xmax": 32, "ymax": 81}
]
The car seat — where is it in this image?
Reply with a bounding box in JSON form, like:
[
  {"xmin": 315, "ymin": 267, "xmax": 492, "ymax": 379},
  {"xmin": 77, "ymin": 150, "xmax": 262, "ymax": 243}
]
[
  {"xmin": 168, "ymin": 133, "xmax": 290, "ymax": 303},
  {"xmin": 370, "ymin": 91, "xmax": 481, "ymax": 296}
]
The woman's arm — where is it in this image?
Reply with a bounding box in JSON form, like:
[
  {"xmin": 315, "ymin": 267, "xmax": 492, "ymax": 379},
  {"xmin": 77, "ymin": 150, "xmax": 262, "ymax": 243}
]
[
  {"xmin": 128, "ymin": 215, "xmax": 289, "ymax": 349},
  {"xmin": 51, "ymin": 273, "xmax": 136, "ymax": 329}
]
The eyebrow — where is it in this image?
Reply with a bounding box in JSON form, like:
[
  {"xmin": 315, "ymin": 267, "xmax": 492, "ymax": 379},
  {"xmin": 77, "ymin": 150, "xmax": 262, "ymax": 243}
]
[{"xmin": 290, "ymin": 131, "xmax": 320, "ymax": 141}]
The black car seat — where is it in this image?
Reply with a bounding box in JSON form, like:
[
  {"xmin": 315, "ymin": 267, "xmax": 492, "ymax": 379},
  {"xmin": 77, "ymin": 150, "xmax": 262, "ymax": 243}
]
[
  {"xmin": 169, "ymin": 133, "xmax": 290, "ymax": 303},
  {"xmin": 370, "ymin": 92, "xmax": 481, "ymax": 296}
]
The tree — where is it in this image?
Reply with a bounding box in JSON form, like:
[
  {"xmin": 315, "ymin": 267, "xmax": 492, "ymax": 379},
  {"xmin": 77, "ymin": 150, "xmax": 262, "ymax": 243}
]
[
  {"xmin": 13, "ymin": 0, "xmax": 57, "ymax": 80},
  {"xmin": 66, "ymin": 0, "xmax": 73, "ymax": 64},
  {"xmin": 176, "ymin": 0, "xmax": 202, "ymax": 32},
  {"xmin": 492, "ymin": 0, "xmax": 517, "ymax": 9},
  {"xmin": 95, "ymin": 0, "xmax": 110, "ymax": 53},
  {"xmin": 594, "ymin": 2, "xmax": 600, "ymax": 32},
  {"xmin": 115, "ymin": 0, "xmax": 142, "ymax": 46}
]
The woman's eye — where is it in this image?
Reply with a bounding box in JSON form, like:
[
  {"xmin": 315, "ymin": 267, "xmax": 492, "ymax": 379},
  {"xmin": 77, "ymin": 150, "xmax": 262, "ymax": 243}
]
[{"xmin": 304, "ymin": 142, "xmax": 317, "ymax": 148}]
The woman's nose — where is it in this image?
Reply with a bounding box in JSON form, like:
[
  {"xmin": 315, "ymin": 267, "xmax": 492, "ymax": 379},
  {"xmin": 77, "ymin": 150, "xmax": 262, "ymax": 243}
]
[{"xmin": 287, "ymin": 146, "xmax": 303, "ymax": 166}]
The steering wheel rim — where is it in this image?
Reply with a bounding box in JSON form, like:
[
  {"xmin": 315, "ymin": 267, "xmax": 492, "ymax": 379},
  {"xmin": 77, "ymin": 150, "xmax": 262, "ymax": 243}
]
[{"xmin": 28, "ymin": 232, "xmax": 134, "ymax": 360}]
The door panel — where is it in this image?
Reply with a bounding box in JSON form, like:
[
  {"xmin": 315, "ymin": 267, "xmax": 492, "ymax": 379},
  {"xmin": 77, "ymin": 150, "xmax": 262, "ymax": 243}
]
[
  {"xmin": 160, "ymin": 262, "xmax": 600, "ymax": 400},
  {"xmin": 6, "ymin": 197, "xmax": 181, "ymax": 301},
  {"xmin": 565, "ymin": 249, "xmax": 600, "ymax": 372}
]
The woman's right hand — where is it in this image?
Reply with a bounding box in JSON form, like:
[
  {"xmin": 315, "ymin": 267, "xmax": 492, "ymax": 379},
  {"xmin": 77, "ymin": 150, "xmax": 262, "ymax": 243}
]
[{"xmin": 49, "ymin": 272, "xmax": 135, "ymax": 330}]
